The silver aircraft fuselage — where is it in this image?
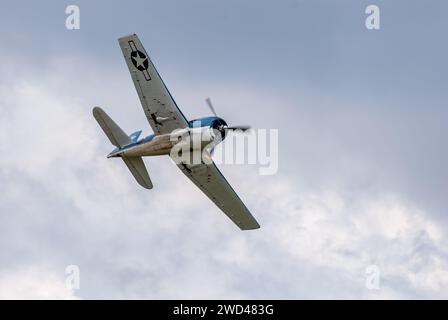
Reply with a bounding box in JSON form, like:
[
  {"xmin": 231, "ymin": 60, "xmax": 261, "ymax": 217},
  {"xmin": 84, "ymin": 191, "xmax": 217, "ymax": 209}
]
[{"xmin": 108, "ymin": 116, "xmax": 227, "ymax": 158}]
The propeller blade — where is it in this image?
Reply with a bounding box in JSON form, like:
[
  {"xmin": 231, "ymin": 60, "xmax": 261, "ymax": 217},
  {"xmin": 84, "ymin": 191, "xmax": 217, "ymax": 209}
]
[
  {"xmin": 203, "ymin": 97, "xmax": 251, "ymax": 133},
  {"xmin": 205, "ymin": 97, "xmax": 217, "ymax": 116},
  {"xmin": 226, "ymin": 125, "xmax": 251, "ymax": 131}
]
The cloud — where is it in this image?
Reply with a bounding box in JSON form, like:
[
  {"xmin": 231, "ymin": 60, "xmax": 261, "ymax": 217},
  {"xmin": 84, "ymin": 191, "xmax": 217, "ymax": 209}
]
[
  {"xmin": 0, "ymin": 266, "xmax": 79, "ymax": 300},
  {"xmin": 1, "ymin": 55, "xmax": 448, "ymax": 300}
]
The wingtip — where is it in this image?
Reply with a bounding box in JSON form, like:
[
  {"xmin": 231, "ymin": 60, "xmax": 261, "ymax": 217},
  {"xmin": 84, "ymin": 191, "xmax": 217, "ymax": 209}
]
[
  {"xmin": 118, "ymin": 33, "xmax": 138, "ymax": 42},
  {"xmin": 241, "ymin": 222, "xmax": 261, "ymax": 231},
  {"xmin": 139, "ymin": 182, "xmax": 153, "ymax": 190},
  {"xmin": 92, "ymin": 106, "xmax": 102, "ymax": 115}
]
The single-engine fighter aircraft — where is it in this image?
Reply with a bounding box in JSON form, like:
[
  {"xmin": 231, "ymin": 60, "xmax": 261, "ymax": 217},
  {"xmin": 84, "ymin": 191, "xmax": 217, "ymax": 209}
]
[{"xmin": 92, "ymin": 34, "xmax": 260, "ymax": 230}]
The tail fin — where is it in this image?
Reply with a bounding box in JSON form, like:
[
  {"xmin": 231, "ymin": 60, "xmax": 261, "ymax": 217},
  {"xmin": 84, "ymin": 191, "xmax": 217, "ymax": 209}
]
[{"xmin": 93, "ymin": 106, "xmax": 153, "ymax": 189}]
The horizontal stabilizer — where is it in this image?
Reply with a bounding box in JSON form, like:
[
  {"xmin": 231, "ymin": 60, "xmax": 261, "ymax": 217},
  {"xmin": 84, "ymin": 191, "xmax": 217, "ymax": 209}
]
[
  {"xmin": 93, "ymin": 107, "xmax": 131, "ymax": 147},
  {"xmin": 122, "ymin": 156, "xmax": 153, "ymax": 189}
]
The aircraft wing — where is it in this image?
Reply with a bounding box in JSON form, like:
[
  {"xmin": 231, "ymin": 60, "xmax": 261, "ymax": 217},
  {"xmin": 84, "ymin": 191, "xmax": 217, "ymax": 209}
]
[
  {"xmin": 118, "ymin": 34, "xmax": 189, "ymax": 135},
  {"xmin": 176, "ymin": 160, "xmax": 260, "ymax": 230}
]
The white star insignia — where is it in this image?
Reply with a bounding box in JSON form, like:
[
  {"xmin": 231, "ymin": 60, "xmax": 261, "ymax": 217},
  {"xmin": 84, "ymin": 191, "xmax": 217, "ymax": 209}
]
[{"xmin": 132, "ymin": 54, "xmax": 147, "ymax": 68}]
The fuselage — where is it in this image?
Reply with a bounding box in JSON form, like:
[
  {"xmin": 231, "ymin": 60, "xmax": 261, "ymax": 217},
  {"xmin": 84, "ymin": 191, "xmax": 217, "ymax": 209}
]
[{"xmin": 108, "ymin": 116, "xmax": 227, "ymax": 158}]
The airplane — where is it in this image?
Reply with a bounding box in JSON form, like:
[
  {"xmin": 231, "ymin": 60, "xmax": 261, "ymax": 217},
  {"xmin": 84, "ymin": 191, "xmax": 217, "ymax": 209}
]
[{"xmin": 92, "ymin": 34, "xmax": 260, "ymax": 230}]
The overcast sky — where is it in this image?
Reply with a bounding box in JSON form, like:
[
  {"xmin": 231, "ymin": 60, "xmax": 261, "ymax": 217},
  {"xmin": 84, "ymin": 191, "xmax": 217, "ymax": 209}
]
[{"xmin": 0, "ymin": 0, "xmax": 447, "ymax": 299}]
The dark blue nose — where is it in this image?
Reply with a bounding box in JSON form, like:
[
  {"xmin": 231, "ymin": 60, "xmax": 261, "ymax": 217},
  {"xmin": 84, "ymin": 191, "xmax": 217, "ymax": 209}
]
[{"xmin": 212, "ymin": 118, "xmax": 227, "ymax": 140}]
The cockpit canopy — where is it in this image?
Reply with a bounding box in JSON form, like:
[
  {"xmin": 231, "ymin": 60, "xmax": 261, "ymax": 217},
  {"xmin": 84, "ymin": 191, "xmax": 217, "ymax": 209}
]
[{"xmin": 188, "ymin": 116, "xmax": 228, "ymax": 140}]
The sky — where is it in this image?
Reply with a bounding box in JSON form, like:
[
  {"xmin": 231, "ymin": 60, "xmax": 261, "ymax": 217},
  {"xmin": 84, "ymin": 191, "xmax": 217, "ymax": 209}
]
[{"xmin": 0, "ymin": 0, "xmax": 447, "ymax": 299}]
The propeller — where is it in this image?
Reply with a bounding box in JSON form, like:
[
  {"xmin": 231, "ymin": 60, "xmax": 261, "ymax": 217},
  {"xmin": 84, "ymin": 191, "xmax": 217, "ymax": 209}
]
[
  {"xmin": 226, "ymin": 125, "xmax": 251, "ymax": 131},
  {"xmin": 204, "ymin": 97, "xmax": 251, "ymax": 132},
  {"xmin": 204, "ymin": 97, "xmax": 251, "ymax": 156},
  {"xmin": 205, "ymin": 97, "xmax": 217, "ymax": 117}
]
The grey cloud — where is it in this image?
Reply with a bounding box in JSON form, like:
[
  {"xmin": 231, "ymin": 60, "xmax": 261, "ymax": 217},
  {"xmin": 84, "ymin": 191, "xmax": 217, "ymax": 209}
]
[{"xmin": 1, "ymin": 0, "xmax": 448, "ymax": 299}]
